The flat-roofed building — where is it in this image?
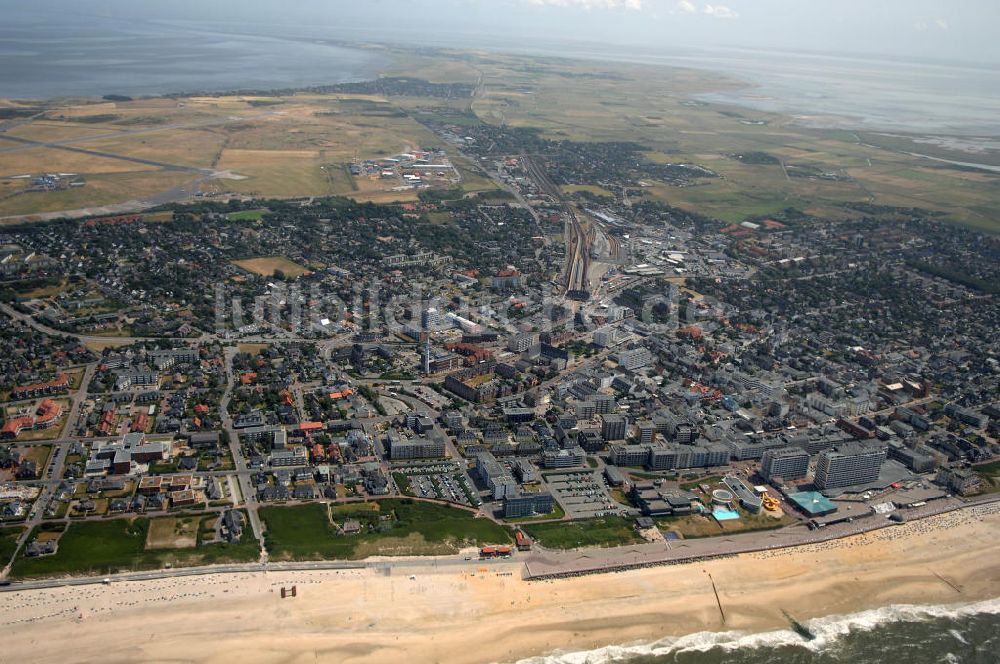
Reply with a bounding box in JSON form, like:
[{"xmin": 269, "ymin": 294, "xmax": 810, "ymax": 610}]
[
  {"xmin": 270, "ymin": 446, "xmax": 309, "ymax": 467},
  {"xmin": 629, "ymin": 482, "xmax": 696, "ymax": 517},
  {"xmin": 137, "ymin": 476, "xmax": 163, "ymax": 495},
  {"xmin": 814, "ymin": 443, "xmax": 886, "ymax": 489},
  {"xmin": 613, "ymin": 347, "xmax": 654, "ymax": 371},
  {"xmin": 888, "ymin": 442, "xmax": 937, "ymax": 473},
  {"xmin": 723, "ymin": 475, "xmax": 763, "ymax": 513},
  {"xmin": 604, "ymin": 465, "xmax": 627, "ymax": 487},
  {"xmin": 171, "ymin": 489, "xmax": 197, "ymax": 507},
  {"xmin": 385, "ymin": 431, "xmax": 446, "ymax": 460},
  {"xmin": 786, "ymin": 490, "xmax": 837, "ymax": 517},
  {"xmin": 541, "ymin": 446, "xmax": 586, "ymax": 468},
  {"xmin": 503, "ymin": 492, "xmax": 553, "ymax": 518},
  {"xmin": 608, "ymin": 444, "xmax": 649, "ymax": 467},
  {"xmin": 760, "ymin": 446, "xmax": 810, "ymax": 482},
  {"xmin": 474, "ymin": 449, "xmax": 517, "ymax": 500},
  {"xmin": 600, "ymin": 414, "xmax": 627, "ymax": 442},
  {"xmin": 935, "ymin": 466, "xmax": 981, "ymax": 496}
]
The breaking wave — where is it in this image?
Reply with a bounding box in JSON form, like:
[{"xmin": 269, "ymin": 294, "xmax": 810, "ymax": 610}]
[{"xmin": 510, "ymin": 597, "xmax": 1000, "ymax": 664}]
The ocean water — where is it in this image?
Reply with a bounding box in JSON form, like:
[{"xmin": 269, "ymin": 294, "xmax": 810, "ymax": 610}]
[
  {"xmin": 514, "ymin": 598, "xmax": 1000, "ymax": 664},
  {"xmin": 4, "ymin": 9, "xmax": 999, "ymax": 139},
  {"xmin": 537, "ymin": 44, "xmax": 1000, "ymax": 137},
  {"xmin": 686, "ymin": 49, "xmax": 1000, "ymax": 137},
  {"xmin": 0, "ymin": 16, "xmax": 381, "ymax": 99}
]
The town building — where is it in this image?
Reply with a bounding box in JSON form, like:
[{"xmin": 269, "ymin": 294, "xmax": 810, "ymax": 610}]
[
  {"xmin": 385, "ymin": 431, "xmax": 446, "ymax": 460},
  {"xmin": 935, "ymin": 466, "xmax": 982, "ymax": 496},
  {"xmin": 760, "ymin": 446, "xmax": 810, "ymax": 482},
  {"xmin": 814, "ymin": 443, "xmax": 887, "ymax": 490},
  {"xmin": 600, "ymin": 413, "xmax": 627, "ymax": 441},
  {"xmin": 503, "ymin": 492, "xmax": 553, "ymax": 518}
]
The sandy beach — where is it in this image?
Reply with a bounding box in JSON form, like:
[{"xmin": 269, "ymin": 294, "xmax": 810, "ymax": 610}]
[{"xmin": 3, "ymin": 503, "xmax": 1000, "ymax": 664}]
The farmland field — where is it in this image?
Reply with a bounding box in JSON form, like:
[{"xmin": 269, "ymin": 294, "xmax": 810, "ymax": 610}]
[{"xmin": 0, "ymin": 47, "xmax": 995, "ymax": 230}]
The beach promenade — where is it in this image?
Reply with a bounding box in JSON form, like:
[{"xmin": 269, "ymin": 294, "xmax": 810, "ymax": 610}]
[{"xmin": 2, "ymin": 498, "xmax": 999, "ymax": 664}]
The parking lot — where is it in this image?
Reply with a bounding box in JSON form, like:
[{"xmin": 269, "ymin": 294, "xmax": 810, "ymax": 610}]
[
  {"xmin": 394, "ymin": 463, "xmax": 481, "ymax": 507},
  {"xmin": 543, "ymin": 470, "xmax": 623, "ymax": 519}
]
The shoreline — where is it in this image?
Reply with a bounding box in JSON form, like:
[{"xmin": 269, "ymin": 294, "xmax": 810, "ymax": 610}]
[
  {"xmin": 6, "ymin": 493, "xmax": 996, "ymax": 592},
  {"xmin": 3, "ymin": 502, "xmax": 999, "ymax": 664}
]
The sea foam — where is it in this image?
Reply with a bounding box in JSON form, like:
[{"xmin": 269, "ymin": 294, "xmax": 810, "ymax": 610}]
[{"xmin": 509, "ymin": 597, "xmax": 1000, "ymax": 664}]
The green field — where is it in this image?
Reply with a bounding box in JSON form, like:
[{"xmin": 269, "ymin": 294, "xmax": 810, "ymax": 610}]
[
  {"xmin": 974, "ymin": 459, "xmax": 1000, "ymax": 494},
  {"xmin": 561, "ymin": 184, "xmax": 615, "ymax": 199},
  {"xmin": 2, "ymin": 48, "xmax": 997, "ymax": 230},
  {"xmin": 10, "ymin": 515, "xmax": 259, "ymax": 579},
  {"xmin": 0, "ymin": 526, "xmax": 24, "ymax": 565},
  {"xmin": 262, "ymin": 499, "xmax": 511, "ymax": 561},
  {"xmin": 522, "ymin": 516, "xmax": 643, "ymax": 549},
  {"xmin": 226, "ymin": 209, "xmax": 266, "ymax": 221}
]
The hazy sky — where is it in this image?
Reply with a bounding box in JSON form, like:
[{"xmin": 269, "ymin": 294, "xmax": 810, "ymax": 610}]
[{"xmin": 9, "ymin": 0, "xmax": 1000, "ymax": 66}]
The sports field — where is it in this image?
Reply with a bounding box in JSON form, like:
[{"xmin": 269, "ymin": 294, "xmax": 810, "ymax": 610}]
[{"xmin": 232, "ymin": 256, "xmax": 309, "ymax": 279}]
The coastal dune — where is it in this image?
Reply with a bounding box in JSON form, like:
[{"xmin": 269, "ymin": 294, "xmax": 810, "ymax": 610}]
[{"xmin": 4, "ymin": 506, "xmax": 1000, "ymax": 664}]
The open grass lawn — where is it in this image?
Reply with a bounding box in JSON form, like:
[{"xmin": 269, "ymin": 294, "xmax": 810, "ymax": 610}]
[
  {"xmin": 657, "ymin": 509, "xmax": 792, "ymax": 539},
  {"xmin": 146, "ymin": 516, "xmax": 198, "ymax": 549},
  {"xmin": 65, "ymin": 367, "xmax": 86, "ymax": 390},
  {"xmin": 5, "ymin": 120, "xmax": 122, "ymax": 143},
  {"xmin": 15, "ymin": 278, "xmax": 70, "ymax": 299},
  {"xmin": 226, "ymin": 209, "xmax": 266, "ymax": 221},
  {"xmin": 12, "ymin": 519, "xmax": 147, "ymax": 578},
  {"xmin": 0, "ymin": 526, "xmax": 24, "ymax": 564},
  {"xmin": 86, "ymin": 327, "xmax": 134, "ymax": 338},
  {"xmin": 262, "ymin": 499, "xmax": 510, "ymax": 561},
  {"xmin": 974, "ymin": 460, "xmax": 1000, "ymax": 495},
  {"xmin": 974, "ymin": 459, "xmax": 1000, "ymax": 475},
  {"xmin": 10, "ymin": 514, "xmax": 259, "ymax": 579},
  {"xmin": 608, "ymin": 488, "xmax": 633, "ymax": 507},
  {"xmin": 237, "ymin": 343, "xmax": 270, "ymax": 355},
  {"xmin": 22, "ymin": 445, "xmax": 53, "ymax": 469},
  {"xmin": 0, "ymin": 171, "xmax": 194, "ymax": 219},
  {"xmin": 656, "ymin": 513, "xmax": 724, "ymax": 539},
  {"xmin": 82, "ymin": 338, "xmax": 135, "ymax": 352},
  {"xmin": 232, "ymin": 256, "xmax": 309, "ymax": 279},
  {"xmin": 212, "ymin": 149, "xmax": 333, "ymax": 198},
  {"xmin": 84, "ymin": 128, "xmax": 225, "ymax": 170},
  {"xmin": 523, "ymin": 516, "xmax": 643, "ymax": 550},
  {"xmin": 561, "ymin": 184, "xmax": 615, "ymax": 198},
  {"xmin": 0, "ymin": 145, "xmax": 159, "ymax": 177},
  {"xmin": 974, "ymin": 474, "xmax": 1000, "ymax": 495},
  {"xmin": 262, "ymin": 503, "xmax": 342, "ymax": 560}
]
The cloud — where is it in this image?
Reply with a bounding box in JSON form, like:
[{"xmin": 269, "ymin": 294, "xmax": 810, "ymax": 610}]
[
  {"xmin": 913, "ymin": 17, "xmax": 949, "ymax": 32},
  {"xmin": 522, "ymin": 0, "xmax": 645, "ymax": 9},
  {"xmin": 703, "ymin": 3, "xmax": 738, "ymax": 19},
  {"xmin": 518, "ymin": 0, "xmax": 740, "ymax": 16}
]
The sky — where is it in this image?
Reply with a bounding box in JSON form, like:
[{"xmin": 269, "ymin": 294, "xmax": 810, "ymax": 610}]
[{"xmin": 8, "ymin": 0, "xmax": 1000, "ymax": 66}]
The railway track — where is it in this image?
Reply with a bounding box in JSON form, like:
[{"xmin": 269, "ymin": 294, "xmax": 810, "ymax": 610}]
[{"xmin": 522, "ymin": 154, "xmax": 589, "ymax": 293}]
